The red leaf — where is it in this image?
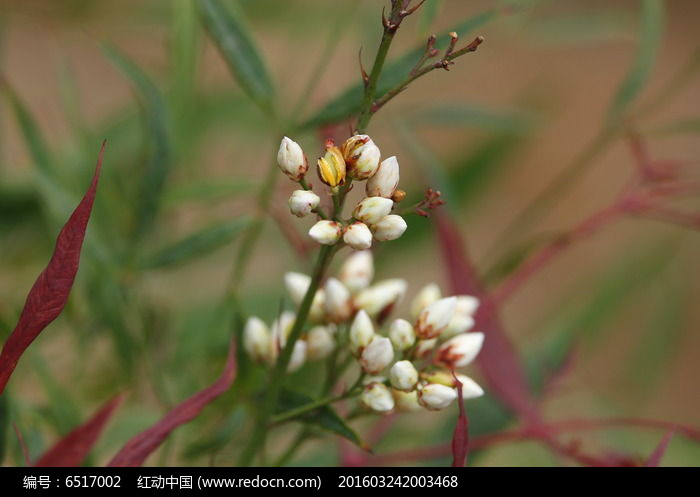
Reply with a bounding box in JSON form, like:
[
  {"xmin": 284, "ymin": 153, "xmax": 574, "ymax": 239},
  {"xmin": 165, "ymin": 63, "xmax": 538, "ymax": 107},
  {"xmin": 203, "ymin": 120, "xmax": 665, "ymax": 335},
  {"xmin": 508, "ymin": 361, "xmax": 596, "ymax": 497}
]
[
  {"xmin": 0, "ymin": 142, "xmax": 105, "ymax": 394},
  {"xmin": 107, "ymin": 343, "xmax": 237, "ymax": 467},
  {"xmin": 645, "ymin": 431, "xmax": 674, "ymax": 467},
  {"xmin": 451, "ymin": 372, "xmax": 469, "ymax": 467},
  {"xmin": 34, "ymin": 395, "xmax": 123, "ymax": 467},
  {"xmin": 435, "ymin": 213, "xmax": 538, "ymax": 422}
]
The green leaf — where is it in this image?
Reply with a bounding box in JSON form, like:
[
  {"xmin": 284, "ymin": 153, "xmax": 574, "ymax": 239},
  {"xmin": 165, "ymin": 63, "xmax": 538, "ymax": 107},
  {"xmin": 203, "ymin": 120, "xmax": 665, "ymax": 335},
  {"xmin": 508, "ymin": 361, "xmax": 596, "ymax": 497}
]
[
  {"xmin": 484, "ymin": 232, "xmax": 560, "ymax": 284},
  {"xmin": 301, "ymin": 10, "xmax": 498, "ymax": 129},
  {"xmin": 142, "ymin": 218, "xmax": 251, "ymax": 269},
  {"xmin": 32, "ymin": 356, "xmax": 80, "ymax": 435},
  {"xmin": 531, "ymin": 243, "xmax": 678, "ymax": 347},
  {"xmin": 0, "ymin": 82, "xmax": 53, "ymax": 178},
  {"xmin": 277, "ymin": 389, "xmax": 368, "ymax": 451},
  {"xmin": 649, "ymin": 117, "xmax": 700, "ymax": 136},
  {"xmin": 198, "ymin": 0, "xmax": 275, "ymax": 110},
  {"xmin": 625, "ymin": 278, "xmax": 687, "ymax": 393},
  {"xmin": 607, "ymin": 0, "xmax": 665, "ymax": 122},
  {"xmin": 417, "ymin": 0, "xmax": 443, "ymax": 37},
  {"xmin": 162, "ymin": 179, "xmax": 257, "ymax": 207},
  {"xmin": 102, "ymin": 44, "xmax": 174, "ymax": 240},
  {"xmin": 410, "ymin": 103, "xmax": 536, "ymax": 133},
  {"xmin": 170, "ymin": 0, "xmax": 200, "ymax": 122}
]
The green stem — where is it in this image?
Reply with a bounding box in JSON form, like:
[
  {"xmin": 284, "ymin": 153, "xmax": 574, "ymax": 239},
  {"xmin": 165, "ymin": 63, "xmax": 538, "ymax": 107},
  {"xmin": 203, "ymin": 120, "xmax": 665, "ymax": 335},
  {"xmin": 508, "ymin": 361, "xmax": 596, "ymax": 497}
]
[
  {"xmin": 272, "ymin": 372, "xmax": 365, "ymax": 425},
  {"xmin": 238, "ymin": 244, "xmax": 336, "ymax": 466},
  {"xmin": 354, "ymin": 1, "xmax": 407, "ymax": 134}
]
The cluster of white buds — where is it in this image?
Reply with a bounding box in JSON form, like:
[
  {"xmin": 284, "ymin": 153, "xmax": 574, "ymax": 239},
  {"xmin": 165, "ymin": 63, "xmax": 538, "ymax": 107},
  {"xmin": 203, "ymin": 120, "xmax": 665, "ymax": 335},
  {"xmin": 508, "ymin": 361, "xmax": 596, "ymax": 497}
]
[
  {"xmin": 243, "ymin": 250, "xmax": 485, "ymax": 415},
  {"xmin": 276, "ymin": 135, "xmax": 407, "ymax": 250}
]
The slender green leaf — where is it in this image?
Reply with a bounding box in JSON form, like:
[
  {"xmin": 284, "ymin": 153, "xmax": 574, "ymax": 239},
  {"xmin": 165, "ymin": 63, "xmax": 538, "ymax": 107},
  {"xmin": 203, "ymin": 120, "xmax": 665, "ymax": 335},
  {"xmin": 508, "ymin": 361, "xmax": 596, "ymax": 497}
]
[
  {"xmin": 388, "ymin": 122, "xmax": 524, "ymax": 251},
  {"xmin": 171, "ymin": 0, "xmax": 200, "ymax": 122},
  {"xmin": 649, "ymin": 117, "xmax": 700, "ymax": 136},
  {"xmin": 32, "ymin": 356, "xmax": 80, "ymax": 435},
  {"xmin": 142, "ymin": 218, "xmax": 251, "ymax": 269},
  {"xmin": 484, "ymin": 233, "xmax": 560, "ymax": 284},
  {"xmin": 277, "ymin": 390, "xmax": 368, "ymax": 450},
  {"xmin": 0, "ymin": 185, "xmax": 42, "ymax": 230},
  {"xmin": 417, "ymin": 0, "xmax": 442, "ymax": 37},
  {"xmin": 301, "ymin": 10, "xmax": 498, "ymax": 129},
  {"xmin": 607, "ymin": 0, "xmax": 665, "ymax": 122},
  {"xmin": 410, "ymin": 103, "xmax": 536, "ymax": 133},
  {"xmin": 531, "ymin": 243, "xmax": 678, "ymax": 347},
  {"xmin": 0, "ymin": 82, "xmax": 53, "ymax": 177},
  {"xmin": 198, "ymin": 0, "xmax": 275, "ymax": 109},
  {"xmin": 625, "ymin": 278, "xmax": 686, "ymax": 393},
  {"xmin": 183, "ymin": 407, "xmax": 246, "ymax": 459},
  {"xmin": 528, "ymin": 10, "xmax": 634, "ymax": 45},
  {"xmin": 102, "ymin": 44, "xmax": 173, "ymax": 240},
  {"xmin": 163, "ymin": 179, "xmax": 257, "ymax": 207}
]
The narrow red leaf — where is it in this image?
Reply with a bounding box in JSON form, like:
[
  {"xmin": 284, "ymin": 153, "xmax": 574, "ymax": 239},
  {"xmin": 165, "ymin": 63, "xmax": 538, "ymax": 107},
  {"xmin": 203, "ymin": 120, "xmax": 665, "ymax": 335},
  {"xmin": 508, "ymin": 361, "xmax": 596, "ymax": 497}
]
[
  {"xmin": 435, "ymin": 213, "xmax": 538, "ymax": 422},
  {"xmin": 108, "ymin": 343, "xmax": 236, "ymax": 467},
  {"xmin": 0, "ymin": 142, "xmax": 105, "ymax": 395},
  {"xmin": 34, "ymin": 395, "xmax": 123, "ymax": 467},
  {"xmin": 645, "ymin": 431, "xmax": 674, "ymax": 467},
  {"xmin": 451, "ymin": 372, "xmax": 469, "ymax": 467}
]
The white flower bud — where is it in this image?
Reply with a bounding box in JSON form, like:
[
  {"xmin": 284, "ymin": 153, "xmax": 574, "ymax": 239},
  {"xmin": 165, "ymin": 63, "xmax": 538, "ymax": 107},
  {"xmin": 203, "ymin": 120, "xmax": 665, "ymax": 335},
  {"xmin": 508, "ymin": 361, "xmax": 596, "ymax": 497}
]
[
  {"xmin": 389, "ymin": 360, "xmax": 419, "ymax": 391},
  {"xmin": 372, "ymin": 215, "xmax": 407, "ymax": 242},
  {"xmin": 410, "ymin": 283, "xmax": 442, "ymax": 321},
  {"xmin": 389, "ymin": 319, "xmax": 415, "ymax": 351},
  {"xmin": 343, "ymin": 222, "xmax": 373, "ymax": 250},
  {"xmin": 442, "ymin": 314, "xmax": 475, "ymax": 339},
  {"xmin": 442, "ymin": 296, "xmax": 479, "ymax": 338},
  {"xmin": 341, "ymin": 135, "xmax": 381, "ymax": 180},
  {"xmin": 309, "ymin": 289, "xmax": 326, "ymax": 323},
  {"xmin": 308, "ymin": 220, "xmax": 342, "ymax": 245},
  {"xmin": 284, "ymin": 272, "xmax": 311, "ymax": 305},
  {"xmin": 306, "ymin": 325, "xmax": 335, "ymax": 360},
  {"xmin": 349, "ymin": 309, "xmax": 375, "ymax": 355},
  {"xmin": 360, "ymin": 336, "xmax": 394, "ymax": 374},
  {"xmin": 418, "ymin": 383, "xmax": 458, "ymax": 410},
  {"xmin": 455, "ymin": 295, "xmax": 480, "ymax": 316},
  {"xmin": 361, "ymin": 382, "xmax": 394, "ymax": 412},
  {"xmin": 415, "ymin": 296, "xmax": 457, "ymax": 339},
  {"xmin": 287, "ymin": 339, "xmax": 307, "ymax": 372},
  {"xmin": 414, "ymin": 338, "xmax": 438, "ymax": 359},
  {"xmin": 339, "ymin": 250, "xmax": 374, "ymax": 294},
  {"xmin": 353, "ymin": 279, "xmax": 407, "ymax": 318},
  {"xmin": 271, "ymin": 311, "xmax": 296, "ymax": 350},
  {"xmin": 392, "ymin": 389, "xmax": 422, "ymax": 411},
  {"xmin": 277, "ymin": 136, "xmax": 307, "ymax": 181},
  {"xmin": 288, "ymin": 189, "xmax": 320, "ymax": 218},
  {"xmin": 243, "ymin": 317, "xmax": 271, "ymax": 362},
  {"xmin": 352, "ymin": 197, "xmax": 393, "ymax": 226},
  {"xmin": 454, "ymin": 374, "xmax": 484, "ymax": 399},
  {"xmin": 324, "ymin": 277, "xmax": 352, "ymax": 323},
  {"xmin": 434, "ymin": 332, "xmax": 484, "ymax": 369},
  {"xmin": 366, "ymin": 156, "xmax": 400, "ymax": 198}
]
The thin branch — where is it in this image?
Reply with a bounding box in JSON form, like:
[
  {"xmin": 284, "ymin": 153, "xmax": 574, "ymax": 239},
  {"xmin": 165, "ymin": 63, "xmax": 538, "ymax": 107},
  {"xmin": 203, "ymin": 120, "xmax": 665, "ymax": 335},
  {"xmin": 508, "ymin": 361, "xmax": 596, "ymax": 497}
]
[
  {"xmin": 355, "ymin": 0, "xmax": 417, "ymax": 133},
  {"xmin": 372, "ymin": 35, "xmax": 485, "ymax": 115}
]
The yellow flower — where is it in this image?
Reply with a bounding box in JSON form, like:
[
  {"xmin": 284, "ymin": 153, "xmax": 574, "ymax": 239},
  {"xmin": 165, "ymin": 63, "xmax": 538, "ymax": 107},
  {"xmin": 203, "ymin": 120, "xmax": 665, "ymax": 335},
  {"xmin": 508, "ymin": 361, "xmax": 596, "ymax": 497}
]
[{"xmin": 317, "ymin": 140, "xmax": 346, "ymax": 187}]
